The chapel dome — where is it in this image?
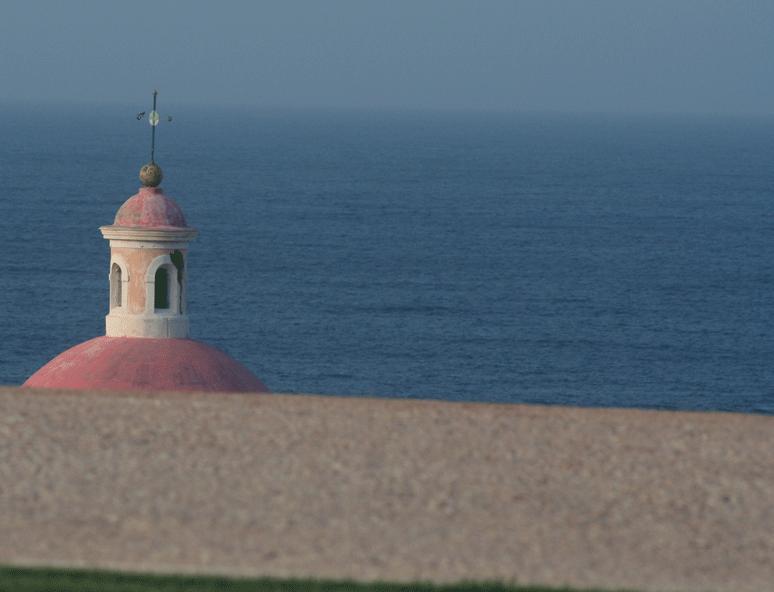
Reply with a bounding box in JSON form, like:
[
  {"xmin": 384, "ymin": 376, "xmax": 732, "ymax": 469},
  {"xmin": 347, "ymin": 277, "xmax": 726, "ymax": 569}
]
[
  {"xmin": 112, "ymin": 186, "xmax": 188, "ymax": 229},
  {"xmin": 23, "ymin": 90, "xmax": 271, "ymax": 395},
  {"xmin": 23, "ymin": 337, "xmax": 269, "ymax": 394}
]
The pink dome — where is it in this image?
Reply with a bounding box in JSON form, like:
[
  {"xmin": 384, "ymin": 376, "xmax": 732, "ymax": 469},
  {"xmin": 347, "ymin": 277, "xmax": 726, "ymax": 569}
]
[
  {"xmin": 23, "ymin": 337, "xmax": 269, "ymax": 394},
  {"xmin": 113, "ymin": 187, "xmax": 189, "ymax": 229}
]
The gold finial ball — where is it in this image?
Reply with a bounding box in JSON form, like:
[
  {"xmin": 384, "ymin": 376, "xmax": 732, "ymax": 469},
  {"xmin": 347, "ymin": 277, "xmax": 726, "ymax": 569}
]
[{"xmin": 140, "ymin": 163, "xmax": 163, "ymax": 187}]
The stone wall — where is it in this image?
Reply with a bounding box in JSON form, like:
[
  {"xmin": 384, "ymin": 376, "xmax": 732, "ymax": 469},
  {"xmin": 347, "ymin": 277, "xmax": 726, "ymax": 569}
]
[{"xmin": 1, "ymin": 386, "xmax": 772, "ymax": 592}]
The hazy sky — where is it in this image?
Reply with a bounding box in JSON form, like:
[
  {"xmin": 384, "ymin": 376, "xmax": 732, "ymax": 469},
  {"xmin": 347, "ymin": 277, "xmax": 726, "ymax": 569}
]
[{"xmin": 2, "ymin": 0, "xmax": 773, "ymax": 114}]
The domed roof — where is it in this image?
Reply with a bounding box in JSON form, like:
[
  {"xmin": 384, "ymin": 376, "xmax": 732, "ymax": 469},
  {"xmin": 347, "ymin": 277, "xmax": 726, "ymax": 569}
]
[
  {"xmin": 112, "ymin": 186, "xmax": 189, "ymax": 229},
  {"xmin": 23, "ymin": 337, "xmax": 269, "ymax": 394}
]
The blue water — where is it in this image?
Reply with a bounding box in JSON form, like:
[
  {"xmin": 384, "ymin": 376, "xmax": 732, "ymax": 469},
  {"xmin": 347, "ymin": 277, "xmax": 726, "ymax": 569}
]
[{"xmin": 1, "ymin": 104, "xmax": 773, "ymax": 414}]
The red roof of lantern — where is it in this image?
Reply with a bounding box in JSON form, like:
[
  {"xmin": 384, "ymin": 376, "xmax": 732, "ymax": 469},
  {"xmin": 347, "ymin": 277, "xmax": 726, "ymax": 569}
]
[{"xmin": 112, "ymin": 186, "xmax": 189, "ymax": 230}]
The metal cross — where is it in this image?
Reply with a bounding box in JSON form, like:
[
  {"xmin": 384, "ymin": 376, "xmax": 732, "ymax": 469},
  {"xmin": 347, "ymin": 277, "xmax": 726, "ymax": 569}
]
[{"xmin": 136, "ymin": 90, "xmax": 172, "ymax": 164}]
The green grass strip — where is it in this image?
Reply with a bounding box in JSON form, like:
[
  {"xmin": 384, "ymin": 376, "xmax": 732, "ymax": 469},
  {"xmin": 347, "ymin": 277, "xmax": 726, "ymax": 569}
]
[{"xmin": 0, "ymin": 565, "xmax": 644, "ymax": 592}]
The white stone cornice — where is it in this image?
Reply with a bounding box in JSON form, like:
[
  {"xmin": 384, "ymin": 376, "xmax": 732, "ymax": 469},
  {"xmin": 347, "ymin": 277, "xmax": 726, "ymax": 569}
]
[
  {"xmin": 100, "ymin": 226, "xmax": 199, "ymax": 243},
  {"xmin": 100, "ymin": 226, "xmax": 199, "ymax": 249}
]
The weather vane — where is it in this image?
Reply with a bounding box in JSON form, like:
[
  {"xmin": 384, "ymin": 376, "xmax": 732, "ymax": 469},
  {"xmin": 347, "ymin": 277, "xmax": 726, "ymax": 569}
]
[{"xmin": 135, "ymin": 90, "xmax": 172, "ymax": 187}]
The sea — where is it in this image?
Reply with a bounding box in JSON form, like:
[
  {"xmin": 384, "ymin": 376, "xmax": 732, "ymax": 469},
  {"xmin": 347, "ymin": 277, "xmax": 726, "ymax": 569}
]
[{"xmin": 1, "ymin": 104, "xmax": 773, "ymax": 414}]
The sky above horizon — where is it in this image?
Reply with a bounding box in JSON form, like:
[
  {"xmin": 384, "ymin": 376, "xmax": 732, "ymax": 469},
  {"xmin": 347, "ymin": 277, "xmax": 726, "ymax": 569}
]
[{"xmin": 2, "ymin": 1, "xmax": 773, "ymax": 115}]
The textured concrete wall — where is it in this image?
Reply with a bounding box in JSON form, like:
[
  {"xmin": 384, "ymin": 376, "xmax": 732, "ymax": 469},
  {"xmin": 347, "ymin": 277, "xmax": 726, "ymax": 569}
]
[{"xmin": 0, "ymin": 386, "xmax": 772, "ymax": 592}]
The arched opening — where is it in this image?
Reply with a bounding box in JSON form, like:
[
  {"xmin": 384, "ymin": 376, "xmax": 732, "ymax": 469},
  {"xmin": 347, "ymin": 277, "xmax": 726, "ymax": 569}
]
[
  {"xmin": 171, "ymin": 250, "xmax": 185, "ymax": 312},
  {"xmin": 146, "ymin": 256, "xmax": 182, "ymax": 315},
  {"xmin": 171, "ymin": 250, "xmax": 184, "ymax": 282},
  {"xmin": 110, "ymin": 263, "xmax": 122, "ymax": 309},
  {"xmin": 155, "ymin": 267, "xmax": 169, "ymax": 309}
]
